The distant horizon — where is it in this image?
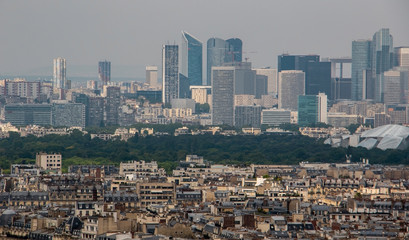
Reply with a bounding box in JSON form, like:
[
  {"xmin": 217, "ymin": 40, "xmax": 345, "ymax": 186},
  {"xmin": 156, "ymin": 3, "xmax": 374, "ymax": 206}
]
[{"xmin": 0, "ymin": 74, "xmax": 147, "ymax": 83}]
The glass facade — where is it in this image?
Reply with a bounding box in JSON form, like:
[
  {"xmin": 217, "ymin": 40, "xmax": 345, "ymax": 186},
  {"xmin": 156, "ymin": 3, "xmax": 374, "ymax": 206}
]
[
  {"xmin": 305, "ymin": 61, "xmax": 331, "ymax": 99},
  {"xmin": 372, "ymin": 28, "xmax": 394, "ymax": 102},
  {"xmin": 5, "ymin": 104, "xmax": 52, "ymax": 126},
  {"xmin": 181, "ymin": 31, "xmax": 203, "ymax": 86},
  {"xmin": 298, "ymin": 95, "xmax": 318, "ymax": 126},
  {"xmin": 277, "ymin": 55, "xmax": 319, "ymax": 72},
  {"xmin": 207, "ymin": 38, "xmax": 229, "ymax": 85},
  {"xmin": 226, "ymin": 38, "xmax": 242, "ymax": 63},
  {"xmin": 351, "ymin": 40, "xmax": 372, "ymax": 100}
]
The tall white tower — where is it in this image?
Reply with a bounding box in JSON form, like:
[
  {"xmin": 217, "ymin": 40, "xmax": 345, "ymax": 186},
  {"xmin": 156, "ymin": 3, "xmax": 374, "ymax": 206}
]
[
  {"xmin": 278, "ymin": 70, "xmax": 305, "ymax": 111},
  {"xmin": 53, "ymin": 57, "xmax": 66, "ymax": 89},
  {"xmin": 317, "ymin": 92, "xmax": 328, "ymax": 124}
]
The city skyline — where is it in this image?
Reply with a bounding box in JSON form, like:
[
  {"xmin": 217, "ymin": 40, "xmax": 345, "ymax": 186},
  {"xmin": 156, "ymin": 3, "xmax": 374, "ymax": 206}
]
[{"xmin": 0, "ymin": 0, "xmax": 408, "ymax": 79}]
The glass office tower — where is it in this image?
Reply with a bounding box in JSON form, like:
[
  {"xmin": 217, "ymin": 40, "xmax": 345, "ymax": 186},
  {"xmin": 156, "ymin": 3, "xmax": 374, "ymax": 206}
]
[
  {"xmin": 207, "ymin": 38, "xmax": 229, "ymax": 85},
  {"xmin": 351, "ymin": 40, "xmax": 372, "ymax": 100},
  {"xmin": 372, "ymin": 28, "xmax": 394, "ymax": 102},
  {"xmin": 226, "ymin": 38, "xmax": 243, "ymax": 63},
  {"xmin": 180, "ymin": 31, "xmax": 203, "ymax": 86}
]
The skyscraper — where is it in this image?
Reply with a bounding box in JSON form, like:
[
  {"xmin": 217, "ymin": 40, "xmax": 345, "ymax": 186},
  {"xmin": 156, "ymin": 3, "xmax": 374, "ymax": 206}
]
[
  {"xmin": 103, "ymin": 86, "xmax": 120, "ymax": 126},
  {"xmin": 255, "ymin": 68, "xmax": 278, "ymax": 97},
  {"xmin": 146, "ymin": 66, "xmax": 159, "ymax": 89},
  {"xmin": 383, "ymin": 69, "xmax": 409, "ymax": 106},
  {"xmin": 53, "ymin": 57, "xmax": 66, "ymax": 89},
  {"xmin": 330, "ymin": 58, "xmax": 352, "ymax": 100},
  {"xmin": 383, "ymin": 70, "xmax": 402, "ymax": 106},
  {"xmin": 305, "ymin": 61, "xmax": 331, "ymax": 99},
  {"xmin": 372, "ymin": 28, "xmax": 394, "ymax": 102},
  {"xmin": 394, "ymin": 47, "xmax": 409, "ymax": 67},
  {"xmin": 277, "ymin": 54, "xmax": 330, "ymax": 98},
  {"xmin": 351, "ymin": 40, "xmax": 373, "ymax": 100},
  {"xmin": 207, "ymin": 38, "xmax": 229, "ymax": 85},
  {"xmin": 98, "ymin": 60, "xmax": 111, "ymax": 86},
  {"xmin": 226, "ymin": 62, "xmax": 256, "ymax": 96},
  {"xmin": 278, "ymin": 70, "xmax": 305, "ymax": 111},
  {"xmin": 277, "ymin": 55, "xmax": 319, "ymax": 72},
  {"xmin": 211, "ymin": 66, "xmax": 235, "ymax": 126},
  {"xmin": 180, "ymin": 31, "xmax": 203, "ymax": 86},
  {"xmin": 162, "ymin": 45, "xmax": 179, "ymax": 104},
  {"xmin": 255, "ymin": 75, "xmax": 268, "ymax": 99},
  {"xmin": 226, "ymin": 38, "xmax": 242, "ymax": 63},
  {"xmin": 298, "ymin": 95, "xmax": 318, "ymax": 126}
]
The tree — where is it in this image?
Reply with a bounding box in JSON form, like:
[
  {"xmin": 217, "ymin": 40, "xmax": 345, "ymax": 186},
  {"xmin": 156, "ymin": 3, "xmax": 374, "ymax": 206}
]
[
  {"xmin": 347, "ymin": 124, "xmax": 360, "ymax": 134},
  {"xmin": 195, "ymin": 103, "xmax": 210, "ymax": 113}
]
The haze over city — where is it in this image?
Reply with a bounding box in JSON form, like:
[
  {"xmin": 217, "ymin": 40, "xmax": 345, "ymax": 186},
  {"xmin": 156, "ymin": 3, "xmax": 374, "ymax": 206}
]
[{"xmin": 1, "ymin": 0, "xmax": 408, "ymax": 79}]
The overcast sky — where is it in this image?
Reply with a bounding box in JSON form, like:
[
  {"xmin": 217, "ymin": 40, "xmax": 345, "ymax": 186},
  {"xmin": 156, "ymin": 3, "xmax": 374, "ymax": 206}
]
[{"xmin": 0, "ymin": 0, "xmax": 408, "ymax": 79}]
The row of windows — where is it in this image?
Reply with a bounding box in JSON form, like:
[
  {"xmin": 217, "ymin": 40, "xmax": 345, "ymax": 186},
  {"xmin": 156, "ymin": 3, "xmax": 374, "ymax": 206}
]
[{"xmin": 140, "ymin": 186, "xmax": 173, "ymax": 189}]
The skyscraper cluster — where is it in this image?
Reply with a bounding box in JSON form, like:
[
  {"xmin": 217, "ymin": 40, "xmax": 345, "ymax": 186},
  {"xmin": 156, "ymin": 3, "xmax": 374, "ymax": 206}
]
[
  {"xmin": 351, "ymin": 28, "xmax": 408, "ymax": 103},
  {"xmin": 1, "ymin": 28, "xmax": 407, "ymax": 129}
]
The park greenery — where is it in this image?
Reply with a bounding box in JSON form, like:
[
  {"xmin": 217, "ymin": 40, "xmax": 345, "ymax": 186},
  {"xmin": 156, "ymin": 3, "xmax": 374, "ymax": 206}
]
[{"xmin": 1, "ymin": 128, "xmax": 409, "ymax": 174}]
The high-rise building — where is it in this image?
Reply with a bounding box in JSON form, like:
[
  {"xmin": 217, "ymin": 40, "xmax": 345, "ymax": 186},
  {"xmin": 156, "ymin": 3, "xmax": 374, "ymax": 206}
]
[
  {"xmin": 226, "ymin": 62, "xmax": 256, "ymax": 96},
  {"xmin": 305, "ymin": 61, "xmax": 331, "ymax": 98},
  {"xmin": 98, "ymin": 61, "xmax": 111, "ymax": 86},
  {"xmin": 180, "ymin": 31, "xmax": 203, "ymax": 86},
  {"xmin": 226, "ymin": 38, "xmax": 243, "ymax": 63},
  {"xmin": 255, "ymin": 74, "xmax": 268, "ymax": 99},
  {"xmin": 383, "ymin": 69, "xmax": 409, "ymax": 106},
  {"xmin": 278, "ymin": 70, "xmax": 305, "ymax": 111},
  {"xmin": 255, "ymin": 68, "xmax": 278, "ymax": 96},
  {"xmin": 394, "ymin": 47, "xmax": 409, "ymax": 67},
  {"xmin": 277, "ymin": 54, "xmax": 330, "ymax": 98},
  {"xmin": 277, "ymin": 55, "xmax": 319, "ymax": 72},
  {"xmin": 52, "ymin": 103, "xmax": 86, "ymax": 128},
  {"xmin": 2, "ymin": 78, "xmax": 41, "ymax": 99},
  {"xmin": 211, "ymin": 66, "xmax": 235, "ymax": 126},
  {"xmin": 146, "ymin": 66, "xmax": 159, "ymax": 89},
  {"xmin": 104, "ymin": 86, "xmax": 120, "ymax": 126},
  {"xmin": 330, "ymin": 58, "xmax": 352, "ymax": 100},
  {"xmin": 298, "ymin": 95, "xmax": 318, "ymax": 126},
  {"xmin": 53, "ymin": 57, "xmax": 66, "ymax": 89},
  {"xmin": 351, "ymin": 40, "xmax": 372, "ymax": 100},
  {"xmin": 298, "ymin": 93, "xmax": 327, "ymax": 126},
  {"xmin": 207, "ymin": 38, "xmax": 229, "ymax": 85},
  {"xmin": 89, "ymin": 97, "xmax": 105, "ymax": 127},
  {"xmin": 5, "ymin": 104, "xmax": 52, "ymax": 126},
  {"xmin": 372, "ymin": 28, "xmax": 394, "ymax": 102},
  {"xmin": 73, "ymin": 93, "xmax": 104, "ymax": 127},
  {"xmin": 234, "ymin": 105, "xmax": 261, "ymax": 128},
  {"xmin": 162, "ymin": 45, "xmax": 179, "ymax": 104}
]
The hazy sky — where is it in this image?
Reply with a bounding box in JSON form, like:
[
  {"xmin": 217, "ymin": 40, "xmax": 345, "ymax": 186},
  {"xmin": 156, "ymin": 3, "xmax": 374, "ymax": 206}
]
[{"xmin": 1, "ymin": 0, "xmax": 408, "ymax": 79}]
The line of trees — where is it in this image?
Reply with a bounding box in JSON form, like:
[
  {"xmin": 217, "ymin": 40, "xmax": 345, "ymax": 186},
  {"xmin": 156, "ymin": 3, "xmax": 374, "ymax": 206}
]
[{"xmin": 1, "ymin": 130, "xmax": 408, "ymax": 173}]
